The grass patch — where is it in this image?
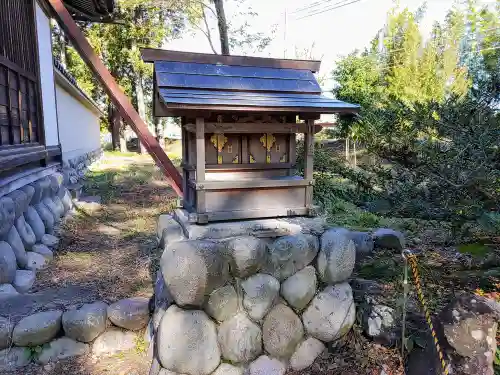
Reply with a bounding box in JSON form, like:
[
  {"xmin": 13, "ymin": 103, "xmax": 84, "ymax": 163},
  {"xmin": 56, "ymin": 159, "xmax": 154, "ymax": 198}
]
[
  {"xmin": 104, "ymin": 150, "xmax": 138, "ymax": 157},
  {"xmin": 165, "ymin": 139, "xmax": 182, "ymax": 159},
  {"xmin": 324, "ymin": 197, "xmax": 381, "ymax": 231},
  {"xmin": 357, "ymin": 257, "xmax": 402, "ymax": 281},
  {"xmin": 134, "ymin": 334, "xmax": 148, "ymax": 354},
  {"xmin": 457, "ymin": 242, "xmax": 491, "ymax": 257},
  {"xmin": 57, "ymin": 252, "xmax": 94, "ymax": 267}
]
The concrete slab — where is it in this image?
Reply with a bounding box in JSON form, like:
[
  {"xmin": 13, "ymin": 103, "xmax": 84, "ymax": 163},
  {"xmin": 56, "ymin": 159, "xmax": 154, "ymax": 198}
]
[{"xmin": 174, "ymin": 209, "xmax": 327, "ymax": 240}]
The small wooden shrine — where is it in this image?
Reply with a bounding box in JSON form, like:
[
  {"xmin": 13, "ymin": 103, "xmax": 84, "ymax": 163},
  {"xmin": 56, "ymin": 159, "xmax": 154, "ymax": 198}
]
[{"xmin": 142, "ymin": 49, "xmax": 359, "ymax": 224}]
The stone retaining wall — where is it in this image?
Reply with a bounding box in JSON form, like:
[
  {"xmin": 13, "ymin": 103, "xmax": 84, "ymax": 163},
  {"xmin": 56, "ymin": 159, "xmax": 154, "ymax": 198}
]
[
  {"xmin": 61, "ymin": 148, "xmax": 102, "ymax": 185},
  {"xmin": 151, "ymin": 212, "xmax": 362, "ymax": 375},
  {"xmin": 0, "ymin": 149, "xmax": 103, "ymax": 297},
  {"xmin": 0, "ymin": 173, "xmax": 73, "ymax": 297},
  {"xmin": 0, "ymin": 296, "xmax": 151, "ymax": 371}
]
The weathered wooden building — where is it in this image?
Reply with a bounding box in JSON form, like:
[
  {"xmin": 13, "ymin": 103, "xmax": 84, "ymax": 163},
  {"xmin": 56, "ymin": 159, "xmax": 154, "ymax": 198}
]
[
  {"xmin": 0, "ymin": 0, "xmax": 109, "ymax": 186},
  {"xmin": 143, "ymin": 50, "xmax": 359, "ymax": 223}
]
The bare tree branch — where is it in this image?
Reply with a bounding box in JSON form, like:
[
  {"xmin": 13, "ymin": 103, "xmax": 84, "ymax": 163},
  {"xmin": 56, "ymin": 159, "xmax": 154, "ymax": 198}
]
[
  {"xmin": 195, "ymin": 0, "xmax": 218, "ymax": 18},
  {"xmin": 188, "ymin": 5, "xmax": 218, "ymax": 54},
  {"xmin": 201, "ymin": 9, "xmax": 218, "ymax": 54}
]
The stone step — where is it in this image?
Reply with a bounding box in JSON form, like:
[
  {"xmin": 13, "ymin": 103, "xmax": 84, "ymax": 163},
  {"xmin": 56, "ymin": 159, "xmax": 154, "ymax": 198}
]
[
  {"xmin": 73, "ymin": 195, "xmax": 101, "ymax": 213},
  {"xmin": 0, "ymin": 285, "xmax": 99, "ymax": 325}
]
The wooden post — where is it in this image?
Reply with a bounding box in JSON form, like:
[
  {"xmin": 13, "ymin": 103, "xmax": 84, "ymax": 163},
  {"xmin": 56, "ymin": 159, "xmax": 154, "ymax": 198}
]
[
  {"xmin": 304, "ymin": 119, "xmax": 315, "ymax": 211},
  {"xmin": 288, "ymin": 134, "xmax": 296, "ymax": 176},
  {"xmin": 195, "ymin": 118, "xmax": 207, "ymax": 222},
  {"xmin": 241, "ymin": 135, "xmax": 248, "ymax": 163},
  {"xmin": 181, "ymin": 118, "xmax": 189, "ymax": 208},
  {"xmin": 353, "ymin": 140, "xmax": 357, "ymax": 166}
]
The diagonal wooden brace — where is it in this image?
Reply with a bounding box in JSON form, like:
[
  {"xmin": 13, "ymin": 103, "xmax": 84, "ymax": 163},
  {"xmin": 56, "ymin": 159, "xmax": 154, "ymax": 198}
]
[{"xmin": 46, "ymin": 0, "xmax": 183, "ymax": 197}]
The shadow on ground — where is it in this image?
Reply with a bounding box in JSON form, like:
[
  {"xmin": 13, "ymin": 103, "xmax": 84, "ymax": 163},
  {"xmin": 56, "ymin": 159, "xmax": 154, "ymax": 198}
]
[{"xmin": 35, "ymin": 156, "xmax": 178, "ymax": 302}]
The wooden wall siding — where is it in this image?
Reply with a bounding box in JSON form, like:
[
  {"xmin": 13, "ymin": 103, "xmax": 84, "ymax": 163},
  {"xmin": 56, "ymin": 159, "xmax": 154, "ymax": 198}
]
[
  {"xmin": 184, "ymin": 122, "xmax": 322, "ymax": 135},
  {"xmin": 0, "ymin": 0, "xmax": 41, "ymax": 148},
  {"xmin": 205, "ymin": 169, "xmax": 289, "ymax": 181},
  {"xmin": 205, "ymin": 187, "xmax": 306, "ymax": 212},
  {"xmin": 0, "ymin": 0, "xmax": 37, "ymax": 75}
]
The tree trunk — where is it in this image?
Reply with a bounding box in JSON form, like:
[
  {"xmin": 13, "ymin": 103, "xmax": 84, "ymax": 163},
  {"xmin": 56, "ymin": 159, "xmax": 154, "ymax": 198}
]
[
  {"xmin": 345, "ymin": 137, "xmax": 349, "ymax": 163},
  {"xmin": 119, "ymin": 122, "xmax": 127, "ymax": 153},
  {"xmin": 213, "ymin": 0, "xmax": 230, "ymax": 55},
  {"xmin": 154, "ymin": 117, "xmax": 161, "ymax": 143},
  {"xmin": 108, "ymin": 104, "xmax": 120, "ymax": 151},
  {"xmin": 353, "ymin": 141, "xmax": 357, "ymax": 166},
  {"xmin": 135, "ymin": 73, "xmax": 147, "ymax": 154}
]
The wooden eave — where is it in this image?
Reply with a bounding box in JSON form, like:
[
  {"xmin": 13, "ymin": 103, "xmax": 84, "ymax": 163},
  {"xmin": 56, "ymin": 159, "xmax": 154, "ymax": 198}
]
[
  {"xmin": 157, "ymin": 99, "xmax": 360, "ymax": 117},
  {"xmin": 142, "ymin": 48, "xmax": 322, "ymax": 73},
  {"xmin": 39, "ymin": 0, "xmax": 115, "ymax": 21}
]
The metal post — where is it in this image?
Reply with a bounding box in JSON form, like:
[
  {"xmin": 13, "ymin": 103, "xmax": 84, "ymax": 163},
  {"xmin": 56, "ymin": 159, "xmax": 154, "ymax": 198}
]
[{"xmin": 402, "ymin": 252, "xmax": 409, "ymax": 359}]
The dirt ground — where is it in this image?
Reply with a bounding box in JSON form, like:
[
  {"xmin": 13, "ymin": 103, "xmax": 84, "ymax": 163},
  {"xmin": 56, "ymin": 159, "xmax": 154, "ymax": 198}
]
[
  {"xmin": 35, "ymin": 153, "xmax": 177, "ymax": 301},
  {"xmin": 6, "ymin": 153, "xmax": 177, "ymax": 375},
  {"xmin": 0, "ymin": 153, "xmax": 425, "ymax": 375}
]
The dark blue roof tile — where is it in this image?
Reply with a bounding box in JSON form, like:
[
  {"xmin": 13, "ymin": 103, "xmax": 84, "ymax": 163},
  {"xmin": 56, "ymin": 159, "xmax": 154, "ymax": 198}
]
[{"xmin": 153, "ymin": 60, "xmax": 359, "ymax": 113}]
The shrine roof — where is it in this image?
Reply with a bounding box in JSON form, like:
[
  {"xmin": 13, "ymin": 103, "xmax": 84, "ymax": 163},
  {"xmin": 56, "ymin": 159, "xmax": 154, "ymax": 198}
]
[{"xmin": 142, "ymin": 49, "xmax": 360, "ymax": 115}]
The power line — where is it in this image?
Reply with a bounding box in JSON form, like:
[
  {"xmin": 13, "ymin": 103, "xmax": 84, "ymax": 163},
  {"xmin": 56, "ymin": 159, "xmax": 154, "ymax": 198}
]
[
  {"xmin": 290, "ymin": 0, "xmax": 334, "ymax": 14},
  {"xmin": 296, "ymin": 0, "xmax": 363, "ymax": 20},
  {"xmin": 295, "ymin": 0, "xmax": 351, "ymax": 18}
]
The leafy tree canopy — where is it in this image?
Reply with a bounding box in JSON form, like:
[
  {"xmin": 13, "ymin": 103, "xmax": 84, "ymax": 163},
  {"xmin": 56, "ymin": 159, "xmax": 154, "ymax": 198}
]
[{"xmin": 330, "ymin": 0, "xmax": 499, "ymax": 231}]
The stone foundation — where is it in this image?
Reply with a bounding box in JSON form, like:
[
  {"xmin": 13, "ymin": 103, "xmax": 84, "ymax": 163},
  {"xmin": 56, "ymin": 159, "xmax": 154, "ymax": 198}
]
[
  {"xmin": 0, "ymin": 172, "xmax": 73, "ymax": 297},
  {"xmin": 61, "ymin": 148, "xmax": 103, "ymax": 185},
  {"xmin": 151, "ymin": 211, "xmax": 358, "ymax": 375},
  {"xmin": 0, "ymin": 297, "xmax": 150, "ymax": 371},
  {"xmin": 0, "ymin": 149, "xmax": 103, "ymax": 296}
]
